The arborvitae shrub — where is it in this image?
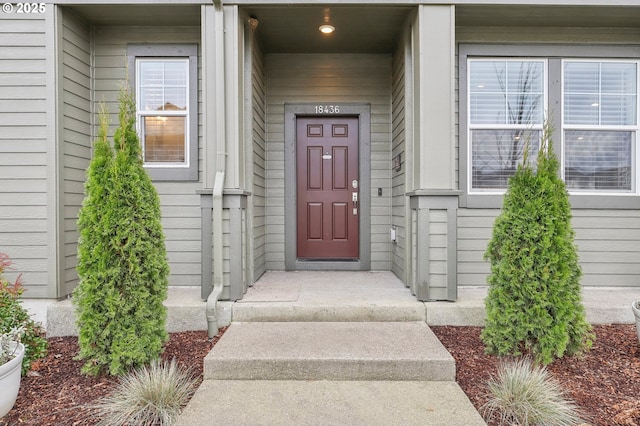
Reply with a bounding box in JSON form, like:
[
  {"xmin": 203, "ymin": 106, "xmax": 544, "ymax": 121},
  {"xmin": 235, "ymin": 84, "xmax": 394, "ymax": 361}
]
[
  {"xmin": 74, "ymin": 88, "xmax": 169, "ymax": 376},
  {"xmin": 481, "ymin": 125, "xmax": 594, "ymax": 365}
]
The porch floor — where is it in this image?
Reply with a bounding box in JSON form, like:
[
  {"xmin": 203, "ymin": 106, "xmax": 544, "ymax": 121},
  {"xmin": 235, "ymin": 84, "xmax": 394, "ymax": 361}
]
[
  {"xmin": 233, "ymin": 271, "xmax": 425, "ymax": 322},
  {"xmin": 42, "ymin": 270, "xmax": 636, "ymax": 337},
  {"xmin": 233, "ymin": 270, "xmax": 636, "ymax": 325}
]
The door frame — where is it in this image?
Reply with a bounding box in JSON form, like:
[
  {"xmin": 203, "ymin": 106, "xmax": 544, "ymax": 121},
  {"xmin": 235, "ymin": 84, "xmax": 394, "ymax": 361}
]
[{"xmin": 284, "ymin": 103, "xmax": 371, "ymax": 271}]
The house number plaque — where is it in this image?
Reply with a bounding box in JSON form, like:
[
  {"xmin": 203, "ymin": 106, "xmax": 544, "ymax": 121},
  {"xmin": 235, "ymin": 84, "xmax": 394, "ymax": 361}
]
[{"xmin": 314, "ymin": 105, "xmax": 340, "ymax": 114}]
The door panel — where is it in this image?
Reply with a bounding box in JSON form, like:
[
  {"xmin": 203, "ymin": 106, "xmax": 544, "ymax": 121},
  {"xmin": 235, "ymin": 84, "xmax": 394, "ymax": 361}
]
[{"xmin": 297, "ymin": 117, "xmax": 359, "ymax": 259}]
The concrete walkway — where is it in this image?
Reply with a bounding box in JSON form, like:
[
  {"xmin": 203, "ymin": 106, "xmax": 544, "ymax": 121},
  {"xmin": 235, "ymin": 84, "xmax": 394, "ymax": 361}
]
[
  {"xmin": 40, "ymin": 271, "xmax": 636, "ymax": 425},
  {"xmin": 177, "ymin": 271, "xmax": 486, "ymax": 425},
  {"xmin": 177, "ymin": 380, "xmax": 484, "ymax": 426}
]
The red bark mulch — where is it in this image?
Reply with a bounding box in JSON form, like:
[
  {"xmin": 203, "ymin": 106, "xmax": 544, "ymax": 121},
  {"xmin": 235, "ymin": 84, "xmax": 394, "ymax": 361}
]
[
  {"xmin": 1, "ymin": 324, "xmax": 639, "ymax": 425},
  {"xmin": 432, "ymin": 324, "xmax": 640, "ymax": 426},
  {"xmin": 1, "ymin": 329, "xmax": 226, "ymax": 426}
]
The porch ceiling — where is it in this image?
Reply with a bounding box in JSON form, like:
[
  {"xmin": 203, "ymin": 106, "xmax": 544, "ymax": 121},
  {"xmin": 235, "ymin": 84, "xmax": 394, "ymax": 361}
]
[
  {"xmin": 64, "ymin": 4, "xmax": 640, "ymax": 52},
  {"xmin": 67, "ymin": 4, "xmax": 201, "ymax": 26},
  {"xmin": 67, "ymin": 4, "xmax": 412, "ymax": 54},
  {"xmin": 244, "ymin": 6, "xmax": 413, "ymax": 54}
]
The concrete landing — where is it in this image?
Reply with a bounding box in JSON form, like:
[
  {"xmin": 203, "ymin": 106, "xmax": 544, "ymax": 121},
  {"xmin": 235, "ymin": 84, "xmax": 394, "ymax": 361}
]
[
  {"xmin": 234, "ymin": 271, "xmax": 424, "ymax": 322},
  {"xmin": 176, "ymin": 380, "xmax": 486, "ymax": 426},
  {"xmin": 204, "ymin": 322, "xmax": 455, "ymax": 381}
]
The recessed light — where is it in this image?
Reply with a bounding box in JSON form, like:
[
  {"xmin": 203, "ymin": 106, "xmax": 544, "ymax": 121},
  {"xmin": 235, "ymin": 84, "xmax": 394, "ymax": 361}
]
[{"xmin": 319, "ymin": 24, "xmax": 335, "ymax": 34}]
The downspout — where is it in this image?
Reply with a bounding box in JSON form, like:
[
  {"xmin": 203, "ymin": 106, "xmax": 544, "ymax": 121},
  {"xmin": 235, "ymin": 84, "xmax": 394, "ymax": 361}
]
[{"xmin": 207, "ymin": 0, "xmax": 226, "ymax": 338}]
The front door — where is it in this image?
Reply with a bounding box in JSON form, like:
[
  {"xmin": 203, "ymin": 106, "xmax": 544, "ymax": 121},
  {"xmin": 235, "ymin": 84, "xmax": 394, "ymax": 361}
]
[{"xmin": 296, "ymin": 116, "xmax": 359, "ymax": 259}]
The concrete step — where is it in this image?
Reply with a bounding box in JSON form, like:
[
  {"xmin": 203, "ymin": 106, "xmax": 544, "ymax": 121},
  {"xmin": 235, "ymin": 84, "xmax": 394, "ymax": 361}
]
[
  {"xmin": 204, "ymin": 321, "xmax": 455, "ymax": 381},
  {"xmin": 233, "ymin": 302, "xmax": 425, "ymax": 322},
  {"xmin": 176, "ymin": 380, "xmax": 487, "ymax": 426}
]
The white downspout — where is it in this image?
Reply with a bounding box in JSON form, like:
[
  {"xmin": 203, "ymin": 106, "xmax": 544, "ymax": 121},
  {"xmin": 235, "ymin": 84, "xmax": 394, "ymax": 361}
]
[{"xmin": 207, "ymin": 0, "xmax": 226, "ymax": 338}]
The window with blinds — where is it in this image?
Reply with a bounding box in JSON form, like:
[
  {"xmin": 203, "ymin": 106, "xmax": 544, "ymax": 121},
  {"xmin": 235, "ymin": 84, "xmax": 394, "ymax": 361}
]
[
  {"xmin": 563, "ymin": 61, "xmax": 637, "ymax": 192},
  {"xmin": 468, "ymin": 60, "xmax": 545, "ymax": 190},
  {"xmin": 136, "ymin": 59, "xmax": 189, "ymax": 166}
]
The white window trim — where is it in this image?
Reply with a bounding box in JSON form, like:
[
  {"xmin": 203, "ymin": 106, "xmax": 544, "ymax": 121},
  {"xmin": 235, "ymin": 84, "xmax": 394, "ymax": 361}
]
[
  {"xmin": 466, "ymin": 58, "xmax": 548, "ymax": 195},
  {"xmin": 560, "ymin": 58, "xmax": 640, "ymax": 196},
  {"xmin": 458, "ymin": 43, "xmax": 640, "ymax": 209},
  {"xmin": 128, "ymin": 44, "xmax": 198, "ymax": 181},
  {"xmin": 136, "ymin": 58, "xmax": 191, "ymax": 169}
]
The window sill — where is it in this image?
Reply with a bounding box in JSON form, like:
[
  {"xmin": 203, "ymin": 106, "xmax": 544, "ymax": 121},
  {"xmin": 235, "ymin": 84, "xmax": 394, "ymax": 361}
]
[
  {"xmin": 460, "ymin": 193, "xmax": 640, "ymax": 209},
  {"xmin": 145, "ymin": 167, "xmax": 198, "ymax": 182}
]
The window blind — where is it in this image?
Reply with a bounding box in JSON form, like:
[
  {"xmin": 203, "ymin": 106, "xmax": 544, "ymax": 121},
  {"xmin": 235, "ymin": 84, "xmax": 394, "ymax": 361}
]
[
  {"xmin": 471, "ymin": 129, "xmax": 540, "ymax": 189},
  {"xmin": 564, "ymin": 130, "xmax": 632, "ymax": 191},
  {"xmin": 137, "ymin": 59, "xmax": 189, "ymax": 165},
  {"xmin": 564, "ymin": 62, "xmax": 637, "ymax": 126}
]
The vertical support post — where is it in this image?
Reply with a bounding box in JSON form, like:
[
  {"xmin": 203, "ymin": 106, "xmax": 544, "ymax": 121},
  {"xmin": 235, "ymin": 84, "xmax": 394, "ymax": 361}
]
[
  {"xmin": 446, "ymin": 206, "xmax": 458, "ymax": 301},
  {"xmin": 224, "ymin": 192, "xmax": 248, "ymax": 300},
  {"xmin": 46, "ymin": 5, "xmax": 63, "ymax": 298},
  {"xmin": 199, "ymin": 191, "xmax": 213, "ymax": 300},
  {"xmin": 410, "ymin": 192, "xmax": 459, "ymax": 301},
  {"xmin": 415, "ymin": 5, "xmax": 456, "ymax": 190},
  {"xmin": 415, "ymin": 204, "xmax": 430, "ymax": 301}
]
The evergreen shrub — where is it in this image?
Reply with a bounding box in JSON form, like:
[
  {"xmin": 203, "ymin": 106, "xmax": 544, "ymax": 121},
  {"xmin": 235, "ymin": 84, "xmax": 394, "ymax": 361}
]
[
  {"xmin": 74, "ymin": 88, "xmax": 169, "ymax": 376},
  {"xmin": 481, "ymin": 125, "xmax": 594, "ymax": 365}
]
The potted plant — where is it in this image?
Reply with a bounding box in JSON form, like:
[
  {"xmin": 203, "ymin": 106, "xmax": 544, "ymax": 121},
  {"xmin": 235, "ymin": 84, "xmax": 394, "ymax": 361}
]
[
  {"xmin": 0, "ymin": 327, "xmax": 25, "ymax": 418},
  {"xmin": 0, "ymin": 253, "xmax": 47, "ymax": 375},
  {"xmin": 0, "ymin": 252, "xmax": 47, "ymax": 418},
  {"xmin": 632, "ymin": 300, "xmax": 640, "ymax": 344}
]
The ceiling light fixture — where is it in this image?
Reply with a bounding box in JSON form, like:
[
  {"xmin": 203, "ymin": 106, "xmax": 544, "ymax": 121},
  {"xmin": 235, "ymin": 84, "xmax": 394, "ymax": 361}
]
[
  {"xmin": 319, "ymin": 8, "xmax": 335, "ymax": 34},
  {"xmin": 319, "ymin": 24, "xmax": 335, "ymax": 34}
]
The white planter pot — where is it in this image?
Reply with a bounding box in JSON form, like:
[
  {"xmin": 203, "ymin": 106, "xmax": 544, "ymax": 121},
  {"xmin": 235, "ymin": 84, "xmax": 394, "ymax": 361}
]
[
  {"xmin": 632, "ymin": 301, "xmax": 640, "ymax": 344},
  {"xmin": 0, "ymin": 342, "xmax": 24, "ymax": 418}
]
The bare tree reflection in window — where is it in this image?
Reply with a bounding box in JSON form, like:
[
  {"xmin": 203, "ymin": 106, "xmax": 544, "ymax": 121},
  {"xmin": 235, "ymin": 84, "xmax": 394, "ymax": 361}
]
[{"xmin": 471, "ymin": 61, "xmax": 543, "ymax": 189}]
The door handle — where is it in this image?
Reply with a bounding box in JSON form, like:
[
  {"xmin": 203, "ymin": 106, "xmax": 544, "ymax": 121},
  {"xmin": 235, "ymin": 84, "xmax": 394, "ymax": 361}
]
[{"xmin": 352, "ymin": 192, "xmax": 358, "ymax": 215}]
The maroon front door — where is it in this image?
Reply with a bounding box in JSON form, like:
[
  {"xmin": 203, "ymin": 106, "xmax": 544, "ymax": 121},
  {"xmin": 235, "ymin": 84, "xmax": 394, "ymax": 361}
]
[{"xmin": 296, "ymin": 117, "xmax": 359, "ymax": 259}]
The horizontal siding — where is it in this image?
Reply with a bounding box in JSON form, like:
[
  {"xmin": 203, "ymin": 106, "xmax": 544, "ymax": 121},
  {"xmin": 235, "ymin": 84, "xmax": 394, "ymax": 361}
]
[
  {"xmin": 62, "ymin": 10, "xmax": 91, "ymax": 297},
  {"xmin": 265, "ymin": 53, "xmax": 393, "ymax": 271},
  {"xmin": 0, "ymin": 14, "xmax": 48, "ymax": 296},
  {"xmin": 93, "ymin": 26, "xmax": 202, "ymax": 288},
  {"xmin": 428, "ymin": 210, "xmax": 448, "ymax": 299},
  {"xmin": 456, "ymin": 24, "xmax": 640, "ymax": 290},
  {"xmin": 573, "ymin": 210, "xmax": 640, "ymax": 286},
  {"xmin": 457, "ymin": 208, "xmax": 640, "ymax": 288},
  {"xmin": 252, "ymin": 35, "xmax": 267, "ymax": 281},
  {"xmin": 457, "ymin": 26, "xmax": 640, "ymax": 45},
  {"xmin": 391, "ymin": 37, "xmax": 407, "ymax": 281}
]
